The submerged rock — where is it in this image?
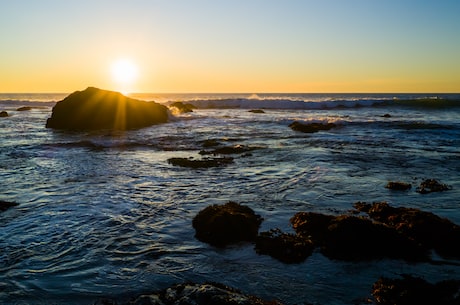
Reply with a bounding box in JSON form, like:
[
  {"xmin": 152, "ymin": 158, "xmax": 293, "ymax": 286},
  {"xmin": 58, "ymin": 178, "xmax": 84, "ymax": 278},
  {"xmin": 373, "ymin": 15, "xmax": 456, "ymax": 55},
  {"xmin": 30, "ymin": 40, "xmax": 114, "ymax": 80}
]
[
  {"xmin": 17, "ymin": 106, "xmax": 32, "ymax": 111},
  {"xmin": 255, "ymin": 228, "xmax": 314, "ymax": 263},
  {"xmin": 372, "ymin": 275, "xmax": 460, "ymax": 305},
  {"xmin": 248, "ymin": 109, "xmax": 265, "ymax": 113},
  {"xmin": 193, "ymin": 201, "xmax": 263, "ymax": 247},
  {"xmin": 289, "ymin": 121, "xmax": 336, "ymax": 133},
  {"xmin": 385, "ymin": 181, "xmax": 412, "ymax": 191},
  {"xmin": 354, "ymin": 201, "xmax": 460, "ymax": 258},
  {"xmin": 0, "ymin": 111, "xmax": 8, "ymax": 117},
  {"xmin": 46, "ymin": 87, "xmax": 168, "ymax": 130},
  {"xmin": 416, "ymin": 179, "xmax": 451, "ymax": 194},
  {"xmin": 168, "ymin": 157, "xmax": 234, "ymax": 168},
  {"xmin": 0, "ymin": 200, "xmax": 18, "ymax": 211},
  {"xmin": 127, "ymin": 282, "xmax": 284, "ymax": 305}
]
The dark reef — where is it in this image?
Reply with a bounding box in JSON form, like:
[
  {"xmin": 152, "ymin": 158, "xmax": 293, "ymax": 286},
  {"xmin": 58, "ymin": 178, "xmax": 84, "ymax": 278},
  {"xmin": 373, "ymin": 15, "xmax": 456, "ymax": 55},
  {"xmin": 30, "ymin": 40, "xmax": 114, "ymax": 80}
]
[
  {"xmin": 46, "ymin": 87, "xmax": 168, "ymax": 130},
  {"xmin": 0, "ymin": 200, "xmax": 18, "ymax": 211},
  {"xmin": 167, "ymin": 157, "xmax": 234, "ymax": 168},
  {"xmin": 192, "ymin": 201, "xmax": 263, "ymax": 247},
  {"xmin": 372, "ymin": 275, "xmax": 460, "ymax": 305},
  {"xmin": 289, "ymin": 121, "xmax": 336, "ymax": 133}
]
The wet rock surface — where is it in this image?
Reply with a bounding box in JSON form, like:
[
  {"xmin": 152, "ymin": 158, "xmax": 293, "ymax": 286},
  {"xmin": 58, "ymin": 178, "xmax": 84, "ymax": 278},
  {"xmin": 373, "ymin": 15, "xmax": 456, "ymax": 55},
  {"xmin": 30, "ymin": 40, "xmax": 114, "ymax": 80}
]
[
  {"xmin": 372, "ymin": 275, "xmax": 460, "ymax": 305},
  {"xmin": 289, "ymin": 121, "xmax": 336, "ymax": 133},
  {"xmin": 385, "ymin": 181, "xmax": 412, "ymax": 191},
  {"xmin": 0, "ymin": 111, "xmax": 8, "ymax": 117},
  {"xmin": 193, "ymin": 202, "xmax": 263, "ymax": 247},
  {"xmin": 354, "ymin": 201, "xmax": 460, "ymax": 258},
  {"xmin": 416, "ymin": 178, "xmax": 451, "ymax": 194},
  {"xmin": 95, "ymin": 282, "xmax": 283, "ymax": 305},
  {"xmin": 46, "ymin": 87, "xmax": 168, "ymax": 130},
  {"xmin": 169, "ymin": 101, "xmax": 196, "ymax": 113},
  {"xmin": 0, "ymin": 200, "xmax": 18, "ymax": 211},
  {"xmin": 291, "ymin": 212, "xmax": 426, "ymax": 261},
  {"xmin": 255, "ymin": 228, "xmax": 314, "ymax": 263}
]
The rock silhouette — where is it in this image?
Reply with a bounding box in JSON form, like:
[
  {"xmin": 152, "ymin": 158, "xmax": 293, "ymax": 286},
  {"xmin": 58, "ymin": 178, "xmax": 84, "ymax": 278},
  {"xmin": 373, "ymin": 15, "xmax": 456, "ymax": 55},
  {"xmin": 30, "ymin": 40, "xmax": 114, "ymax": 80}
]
[{"xmin": 46, "ymin": 87, "xmax": 168, "ymax": 130}]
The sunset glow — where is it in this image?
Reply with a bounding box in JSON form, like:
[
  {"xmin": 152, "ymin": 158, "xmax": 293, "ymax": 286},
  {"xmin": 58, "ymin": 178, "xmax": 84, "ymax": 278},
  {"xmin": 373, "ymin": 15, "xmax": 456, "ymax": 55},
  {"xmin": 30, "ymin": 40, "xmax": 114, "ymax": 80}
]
[{"xmin": 1, "ymin": 1, "xmax": 459, "ymax": 93}]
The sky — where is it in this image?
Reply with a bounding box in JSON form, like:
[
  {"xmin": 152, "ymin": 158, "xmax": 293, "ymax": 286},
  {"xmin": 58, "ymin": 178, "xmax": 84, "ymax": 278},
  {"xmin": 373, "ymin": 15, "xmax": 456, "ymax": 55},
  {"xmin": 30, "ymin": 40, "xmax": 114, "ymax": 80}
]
[{"xmin": 1, "ymin": 0, "xmax": 460, "ymax": 93}]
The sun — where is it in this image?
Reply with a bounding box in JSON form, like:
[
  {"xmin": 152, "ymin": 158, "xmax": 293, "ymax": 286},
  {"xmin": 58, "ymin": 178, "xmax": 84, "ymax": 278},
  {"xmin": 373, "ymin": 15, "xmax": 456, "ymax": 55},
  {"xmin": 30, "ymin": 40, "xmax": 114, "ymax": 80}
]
[{"xmin": 110, "ymin": 58, "xmax": 138, "ymax": 92}]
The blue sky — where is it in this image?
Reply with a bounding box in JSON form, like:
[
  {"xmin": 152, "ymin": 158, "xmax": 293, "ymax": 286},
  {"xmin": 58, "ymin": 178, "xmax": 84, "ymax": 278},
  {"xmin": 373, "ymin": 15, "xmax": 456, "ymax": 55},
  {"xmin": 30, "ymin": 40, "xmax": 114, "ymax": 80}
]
[{"xmin": 1, "ymin": 0, "xmax": 459, "ymax": 92}]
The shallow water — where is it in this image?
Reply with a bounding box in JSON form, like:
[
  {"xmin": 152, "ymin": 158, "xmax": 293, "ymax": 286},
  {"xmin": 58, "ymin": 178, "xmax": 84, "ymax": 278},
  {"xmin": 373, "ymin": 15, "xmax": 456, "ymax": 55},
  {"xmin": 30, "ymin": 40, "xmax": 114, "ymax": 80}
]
[{"xmin": 1, "ymin": 94, "xmax": 459, "ymax": 304}]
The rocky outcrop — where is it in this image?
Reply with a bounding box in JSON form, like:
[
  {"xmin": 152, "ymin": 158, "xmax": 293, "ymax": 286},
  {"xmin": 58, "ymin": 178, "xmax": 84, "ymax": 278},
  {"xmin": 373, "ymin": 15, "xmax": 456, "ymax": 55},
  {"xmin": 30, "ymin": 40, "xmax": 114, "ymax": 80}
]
[
  {"xmin": 95, "ymin": 282, "xmax": 283, "ymax": 305},
  {"xmin": 255, "ymin": 228, "xmax": 314, "ymax": 263},
  {"xmin": 291, "ymin": 212, "xmax": 426, "ymax": 261},
  {"xmin": 372, "ymin": 275, "xmax": 460, "ymax": 305},
  {"xmin": 169, "ymin": 101, "xmax": 196, "ymax": 113},
  {"xmin": 416, "ymin": 179, "xmax": 451, "ymax": 194},
  {"xmin": 248, "ymin": 109, "xmax": 265, "ymax": 113},
  {"xmin": 289, "ymin": 121, "xmax": 336, "ymax": 133},
  {"xmin": 192, "ymin": 202, "xmax": 263, "ymax": 247},
  {"xmin": 46, "ymin": 87, "xmax": 168, "ymax": 130},
  {"xmin": 0, "ymin": 200, "xmax": 18, "ymax": 211},
  {"xmin": 385, "ymin": 181, "xmax": 411, "ymax": 191},
  {"xmin": 354, "ymin": 201, "xmax": 460, "ymax": 258},
  {"xmin": 0, "ymin": 111, "xmax": 8, "ymax": 117}
]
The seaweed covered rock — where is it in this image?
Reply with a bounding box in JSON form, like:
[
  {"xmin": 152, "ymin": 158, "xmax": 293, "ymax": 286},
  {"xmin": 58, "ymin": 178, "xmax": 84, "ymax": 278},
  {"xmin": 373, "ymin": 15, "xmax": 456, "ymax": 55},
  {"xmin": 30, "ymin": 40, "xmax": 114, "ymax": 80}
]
[
  {"xmin": 290, "ymin": 211, "xmax": 427, "ymax": 261},
  {"xmin": 46, "ymin": 87, "xmax": 168, "ymax": 130},
  {"xmin": 128, "ymin": 282, "xmax": 284, "ymax": 305},
  {"xmin": 385, "ymin": 181, "xmax": 411, "ymax": 191},
  {"xmin": 168, "ymin": 157, "xmax": 234, "ymax": 168},
  {"xmin": 0, "ymin": 200, "xmax": 18, "ymax": 211},
  {"xmin": 372, "ymin": 275, "xmax": 460, "ymax": 305},
  {"xmin": 255, "ymin": 228, "xmax": 314, "ymax": 263},
  {"xmin": 289, "ymin": 121, "xmax": 336, "ymax": 133},
  {"xmin": 416, "ymin": 179, "xmax": 451, "ymax": 194},
  {"xmin": 193, "ymin": 202, "xmax": 263, "ymax": 247},
  {"xmin": 354, "ymin": 201, "xmax": 460, "ymax": 258}
]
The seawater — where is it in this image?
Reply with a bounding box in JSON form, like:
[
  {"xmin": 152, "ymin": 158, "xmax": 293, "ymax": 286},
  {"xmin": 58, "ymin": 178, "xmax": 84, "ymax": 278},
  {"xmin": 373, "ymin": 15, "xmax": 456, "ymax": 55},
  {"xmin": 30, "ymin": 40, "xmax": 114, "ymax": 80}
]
[{"xmin": 1, "ymin": 93, "xmax": 460, "ymax": 305}]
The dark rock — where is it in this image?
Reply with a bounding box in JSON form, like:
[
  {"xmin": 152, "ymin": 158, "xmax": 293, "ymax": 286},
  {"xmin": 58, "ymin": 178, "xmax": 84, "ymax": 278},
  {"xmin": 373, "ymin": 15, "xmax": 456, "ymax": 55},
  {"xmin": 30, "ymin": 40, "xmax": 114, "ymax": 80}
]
[
  {"xmin": 355, "ymin": 201, "xmax": 460, "ymax": 258},
  {"xmin": 248, "ymin": 109, "xmax": 265, "ymax": 114},
  {"xmin": 200, "ymin": 144, "xmax": 260, "ymax": 155},
  {"xmin": 0, "ymin": 200, "xmax": 18, "ymax": 211},
  {"xmin": 17, "ymin": 106, "xmax": 32, "ymax": 111},
  {"xmin": 46, "ymin": 87, "xmax": 168, "ymax": 130},
  {"xmin": 291, "ymin": 211, "xmax": 427, "ymax": 261},
  {"xmin": 382, "ymin": 113, "xmax": 392, "ymax": 118},
  {"xmin": 290, "ymin": 212, "xmax": 335, "ymax": 243},
  {"xmin": 0, "ymin": 111, "xmax": 8, "ymax": 117},
  {"xmin": 416, "ymin": 179, "xmax": 451, "ymax": 194},
  {"xmin": 128, "ymin": 282, "xmax": 284, "ymax": 305},
  {"xmin": 192, "ymin": 201, "xmax": 263, "ymax": 247},
  {"xmin": 255, "ymin": 228, "xmax": 314, "ymax": 263},
  {"xmin": 201, "ymin": 139, "xmax": 221, "ymax": 147},
  {"xmin": 372, "ymin": 275, "xmax": 460, "ymax": 305},
  {"xmin": 169, "ymin": 101, "xmax": 196, "ymax": 113},
  {"xmin": 385, "ymin": 181, "xmax": 412, "ymax": 191},
  {"xmin": 168, "ymin": 157, "xmax": 233, "ymax": 168},
  {"xmin": 289, "ymin": 121, "xmax": 336, "ymax": 133}
]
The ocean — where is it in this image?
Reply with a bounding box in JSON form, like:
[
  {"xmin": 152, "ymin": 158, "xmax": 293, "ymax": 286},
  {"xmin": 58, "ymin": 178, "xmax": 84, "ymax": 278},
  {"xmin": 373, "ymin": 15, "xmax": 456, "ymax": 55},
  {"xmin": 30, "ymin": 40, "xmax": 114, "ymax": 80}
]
[{"xmin": 1, "ymin": 92, "xmax": 459, "ymax": 304}]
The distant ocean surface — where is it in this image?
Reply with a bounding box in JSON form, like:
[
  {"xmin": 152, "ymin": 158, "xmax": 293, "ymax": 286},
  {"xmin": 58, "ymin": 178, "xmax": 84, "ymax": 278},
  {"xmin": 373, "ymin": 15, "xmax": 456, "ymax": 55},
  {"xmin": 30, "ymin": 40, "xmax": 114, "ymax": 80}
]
[{"xmin": 1, "ymin": 92, "xmax": 460, "ymax": 304}]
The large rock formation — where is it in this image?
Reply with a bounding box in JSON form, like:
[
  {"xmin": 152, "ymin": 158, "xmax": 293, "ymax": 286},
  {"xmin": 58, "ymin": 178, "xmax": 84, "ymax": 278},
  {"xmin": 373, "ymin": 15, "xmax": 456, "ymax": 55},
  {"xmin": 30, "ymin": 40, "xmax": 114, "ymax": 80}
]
[
  {"xmin": 193, "ymin": 202, "xmax": 263, "ymax": 247},
  {"xmin": 46, "ymin": 87, "xmax": 168, "ymax": 130}
]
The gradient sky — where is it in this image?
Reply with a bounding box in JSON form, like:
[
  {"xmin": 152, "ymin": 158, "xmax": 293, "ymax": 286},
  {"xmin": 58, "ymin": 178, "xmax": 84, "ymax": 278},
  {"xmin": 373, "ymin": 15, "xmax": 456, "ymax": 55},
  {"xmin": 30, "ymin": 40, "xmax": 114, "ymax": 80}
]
[{"xmin": 1, "ymin": 0, "xmax": 460, "ymax": 93}]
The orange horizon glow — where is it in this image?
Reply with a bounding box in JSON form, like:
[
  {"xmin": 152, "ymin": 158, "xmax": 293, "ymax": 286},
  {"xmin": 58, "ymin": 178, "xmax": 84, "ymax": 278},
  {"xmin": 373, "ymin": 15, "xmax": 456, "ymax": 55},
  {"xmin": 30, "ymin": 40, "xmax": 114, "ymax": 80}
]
[{"xmin": 1, "ymin": 2, "xmax": 459, "ymax": 94}]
